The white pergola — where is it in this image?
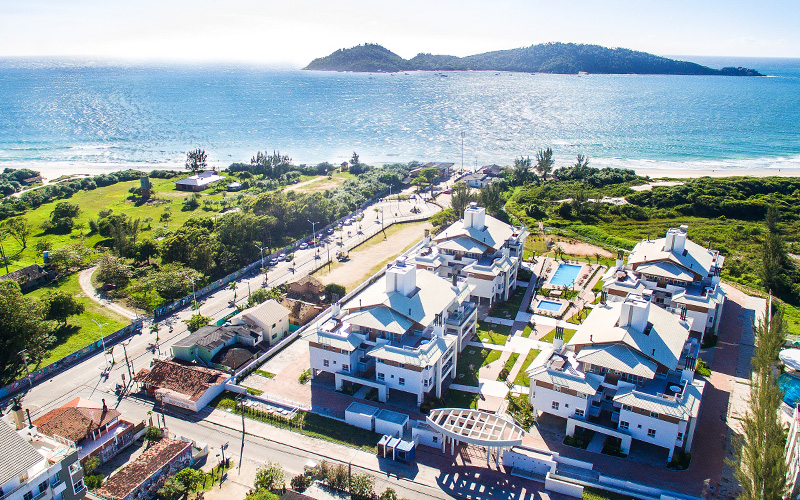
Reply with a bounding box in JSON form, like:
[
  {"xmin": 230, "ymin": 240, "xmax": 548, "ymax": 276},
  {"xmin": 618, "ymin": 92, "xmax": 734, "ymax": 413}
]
[{"xmin": 427, "ymin": 408, "xmax": 524, "ymax": 466}]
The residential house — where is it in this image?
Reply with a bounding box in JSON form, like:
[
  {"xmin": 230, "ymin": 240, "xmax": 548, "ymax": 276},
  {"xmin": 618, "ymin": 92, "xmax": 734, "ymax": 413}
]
[
  {"xmin": 412, "ymin": 203, "xmax": 528, "ymax": 306},
  {"xmin": 409, "ymin": 162, "xmax": 454, "ymax": 180},
  {"xmin": 0, "ymin": 264, "xmax": 55, "ymax": 293},
  {"xmin": 602, "ymin": 225, "xmax": 725, "ymax": 342},
  {"xmin": 174, "ymin": 171, "xmax": 224, "ymax": 192},
  {"xmin": 527, "ymin": 293, "xmax": 703, "ymax": 462},
  {"xmin": 94, "ymin": 438, "xmax": 192, "ymax": 500},
  {"xmin": 462, "ymin": 172, "xmax": 496, "ymax": 189},
  {"xmin": 234, "ymin": 299, "xmax": 291, "ymax": 346},
  {"xmin": 0, "ymin": 418, "xmax": 85, "ymax": 500},
  {"xmin": 282, "ymin": 276, "xmax": 327, "ymax": 326},
  {"xmin": 480, "ymin": 164, "xmax": 503, "ymax": 177},
  {"xmin": 32, "ymin": 398, "xmax": 137, "ymax": 466},
  {"xmin": 171, "ymin": 324, "xmax": 262, "ymax": 372},
  {"xmin": 134, "ymin": 359, "xmax": 228, "ymax": 412},
  {"xmin": 308, "ymin": 258, "xmax": 478, "ymax": 405}
]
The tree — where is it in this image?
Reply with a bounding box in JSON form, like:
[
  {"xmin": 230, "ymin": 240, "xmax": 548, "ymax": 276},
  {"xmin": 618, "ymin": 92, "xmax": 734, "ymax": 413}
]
[
  {"xmin": 134, "ymin": 239, "xmax": 160, "ymax": 264},
  {"xmin": 324, "ymin": 283, "xmax": 346, "ymax": 303},
  {"xmin": 96, "ymin": 254, "xmax": 133, "ymax": 288},
  {"xmin": 732, "ymin": 303, "xmax": 788, "ymax": 500},
  {"xmin": 349, "ymin": 473, "xmax": 375, "ymax": 500},
  {"xmin": 0, "ymin": 281, "xmax": 54, "ymax": 384},
  {"xmin": 450, "ymin": 183, "xmax": 475, "ymax": 216},
  {"xmin": 416, "ymin": 168, "xmax": 439, "ymax": 197},
  {"xmin": 350, "ymin": 151, "xmax": 360, "ymax": 167},
  {"xmin": 380, "ymin": 488, "xmax": 399, "ymax": 500},
  {"xmin": 184, "ymin": 314, "xmax": 212, "ymax": 333},
  {"xmin": 48, "ymin": 243, "xmax": 92, "ymax": 274},
  {"xmin": 478, "ymin": 182, "xmax": 504, "ymax": 216},
  {"xmin": 84, "ymin": 456, "xmax": 101, "ymax": 475},
  {"xmin": 44, "ymin": 290, "xmax": 84, "ymax": 326},
  {"xmin": 254, "ymin": 462, "xmax": 285, "ymax": 492},
  {"xmin": 46, "ymin": 201, "xmax": 80, "ymax": 233},
  {"xmin": 760, "ymin": 207, "xmax": 790, "ymax": 295},
  {"xmin": 185, "ymin": 148, "xmax": 208, "ymax": 174},
  {"xmin": 245, "ymin": 490, "xmax": 279, "ymax": 500},
  {"xmin": 229, "ymin": 281, "xmax": 237, "ymax": 302},
  {"xmin": 511, "ymin": 156, "xmax": 533, "ymax": 185},
  {"xmin": 175, "ymin": 468, "xmax": 203, "ymax": 491},
  {"xmin": 3, "ymin": 216, "xmax": 31, "ymax": 249},
  {"xmin": 290, "ymin": 474, "xmax": 310, "ymax": 492},
  {"xmin": 144, "ymin": 425, "xmax": 162, "ymax": 444},
  {"xmin": 84, "ymin": 474, "xmax": 104, "ymax": 490},
  {"xmin": 156, "ymin": 476, "xmax": 185, "ymax": 500},
  {"xmin": 535, "ymin": 147, "xmax": 555, "ymax": 180}
]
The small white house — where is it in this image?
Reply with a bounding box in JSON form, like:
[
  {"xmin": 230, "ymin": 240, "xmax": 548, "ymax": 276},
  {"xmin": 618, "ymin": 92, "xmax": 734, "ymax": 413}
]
[
  {"xmin": 240, "ymin": 300, "xmax": 291, "ymax": 346},
  {"xmin": 345, "ymin": 402, "xmax": 379, "ymax": 431},
  {"xmin": 375, "ymin": 409, "xmax": 409, "ymax": 438}
]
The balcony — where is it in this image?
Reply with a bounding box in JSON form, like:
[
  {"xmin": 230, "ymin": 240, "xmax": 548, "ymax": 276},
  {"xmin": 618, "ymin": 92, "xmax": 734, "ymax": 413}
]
[{"xmin": 445, "ymin": 302, "xmax": 477, "ymax": 327}]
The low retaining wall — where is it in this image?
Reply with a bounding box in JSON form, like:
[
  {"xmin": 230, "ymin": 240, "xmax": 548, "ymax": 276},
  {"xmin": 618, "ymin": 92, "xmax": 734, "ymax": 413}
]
[{"xmin": 546, "ymin": 473, "xmax": 584, "ymax": 498}]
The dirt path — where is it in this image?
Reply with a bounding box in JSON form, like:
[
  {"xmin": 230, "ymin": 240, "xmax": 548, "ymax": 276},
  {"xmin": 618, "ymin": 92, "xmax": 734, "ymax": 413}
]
[
  {"xmin": 78, "ymin": 266, "xmax": 139, "ymax": 320},
  {"xmin": 551, "ymin": 239, "xmax": 613, "ymax": 258},
  {"xmin": 314, "ymin": 220, "xmax": 432, "ymax": 291},
  {"xmin": 284, "ymin": 176, "xmax": 345, "ymax": 193}
]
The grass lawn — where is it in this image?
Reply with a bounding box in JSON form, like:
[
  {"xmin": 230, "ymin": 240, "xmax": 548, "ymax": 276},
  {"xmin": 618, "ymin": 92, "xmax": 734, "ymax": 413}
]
[
  {"xmin": 255, "ymin": 369, "xmax": 275, "ymax": 378},
  {"xmin": 583, "ymin": 487, "xmax": 635, "ymax": 500},
  {"xmin": 513, "ymin": 349, "xmax": 542, "ymax": 387},
  {"xmin": 1, "ymin": 175, "xmax": 233, "ymax": 275},
  {"xmin": 567, "ymin": 307, "xmax": 591, "ymax": 325},
  {"xmin": 27, "ymin": 273, "xmax": 129, "ymax": 367},
  {"xmin": 521, "ymin": 325, "xmax": 533, "ymax": 338},
  {"xmin": 444, "ymin": 390, "xmax": 480, "ymax": 409},
  {"xmin": 784, "ymin": 303, "xmax": 800, "ymax": 339},
  {"xmin": 474, "ymin": 321, "xmax": 511, "ymax": 345},
  {"xmin": 489, "ymin": 286, "xmax": 527, "ymax": 318},
  {"xmin": 456, "ymin": 346, "xmax": 502, "ymax": 386},
  {"xmin": 540, "ymin": 328, "xmax": 577, "ymax": 344},
  {"xmin": 523, "ymin": 236, "xmax": 549, "ymax": 261},
  {"xmin": 498, "ymin": 353, "xmax": 519, "ymax": 381},
  {"xmin": 284, "ymin": 171, "xmax": 354, "ymax": 193}
]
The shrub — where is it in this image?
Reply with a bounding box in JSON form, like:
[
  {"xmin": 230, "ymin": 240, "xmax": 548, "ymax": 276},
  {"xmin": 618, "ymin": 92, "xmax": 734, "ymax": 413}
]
[
  {"xmin": 290, "ymin": 474, "xmax": 311, "ymax": 493},
  {"xmin": 84, "ymin": 474, "xmax": 104, "ymax": 490},
  {"xmin": 144, "ymin": 425, "xmax": 162, "ymax": 443}
]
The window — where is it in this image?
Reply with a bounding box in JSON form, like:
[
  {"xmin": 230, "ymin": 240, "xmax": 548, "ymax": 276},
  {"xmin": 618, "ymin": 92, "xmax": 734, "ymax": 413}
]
[
  {"xmin": 433, "ymin": 436, "xmax": 438, "ymax": 443},
  {"xmin": 638, "ymin": 424, "xmax": 642, "ymax": 429},
  {"xmin": 398, "ymin": 363, "xmax": 405, "ymax": 368},
  {"xmin": 272, "ymin": 323, "xmax": 276, "ymax": 329},
  {"xmin": 73, "ymin": 479, "xmax": 85, "ymax": 494},
  {"xmin": 619, "ymin": 421, "xmax": 629, "ymax": 430},
  {"xmin": 551, "ymin": 401, "xmax": 559, "ymax": 410},
  {"xmin": 565, "ymin": 403, "xmax": 569, "ymax": 408},
  {"xmin": 24, "ymin": 492, "xmax": 34, "ymax": 500},
  {"xmin": 323, "ymin": 359, "xmax": 329, "ymax": 367},
  {"xmin": 647, "ymin": 429, "xmax": 656, "ymax": 438},
  {"xmin": 399, "ymin": 378, "xmax": 405, "ymax": 386},
  {"xmin": 343, "ymin": 364, "xmax": 349, "ymax": 372},
  {"xmin": 39, "ymin": 481, "xmax": 48, "ymax": 493},
  {"xmin": 377, "ymin": 373, "xmax": 385, "ymax": 381},
  {"xmin": 677, "ymin": 432, "xmax": 684, "ymax": 441},
  {"xmin": 575, "ymin": 409, "xmax": 584, "ymax": 417},
  {"xmin": 423, "ymin": 379, "xmax": 429, "ymax": 387},
  {"xmin": 650, "ymin": 411, "xmax": 659, "ymax": 419},
  {"xmin": 622, "ymin": 404, "xmax": 632, "ymax": 411}
]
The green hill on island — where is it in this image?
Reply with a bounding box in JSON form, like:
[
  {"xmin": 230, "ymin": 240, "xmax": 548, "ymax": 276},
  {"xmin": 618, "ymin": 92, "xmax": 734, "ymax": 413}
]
[{"xmin": 304, "ymin": 42, "xmax": 762, "ymax": 76}]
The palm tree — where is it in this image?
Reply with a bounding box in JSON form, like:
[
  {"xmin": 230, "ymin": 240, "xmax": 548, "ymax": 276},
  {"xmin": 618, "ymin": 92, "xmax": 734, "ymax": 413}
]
[
  {"xmin": 535, "ymin": 148, "xmax": 555, "ymax": 180},
  {"xmin": 185, "ymin": 148, "xmax": 208, "ymax": 174},
  {"xmin": 229, "ymin": 281, "xmax": 237, "ymax": 302},
  {"xmin": 595, "ymin": 252, "xmax": 601, "ymax": 264}
]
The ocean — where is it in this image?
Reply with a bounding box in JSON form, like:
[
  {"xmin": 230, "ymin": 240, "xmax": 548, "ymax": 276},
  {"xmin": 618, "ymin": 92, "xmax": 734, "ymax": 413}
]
[{"xmin": 1, "ymin": 56, "xmax": 799, "ymax": 176}]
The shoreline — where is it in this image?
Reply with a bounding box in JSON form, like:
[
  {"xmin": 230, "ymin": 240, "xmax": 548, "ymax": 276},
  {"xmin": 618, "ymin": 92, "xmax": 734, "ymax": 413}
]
[{"xmin": 6, "ymin": 161, "xmax": 800, "ymax": 184}]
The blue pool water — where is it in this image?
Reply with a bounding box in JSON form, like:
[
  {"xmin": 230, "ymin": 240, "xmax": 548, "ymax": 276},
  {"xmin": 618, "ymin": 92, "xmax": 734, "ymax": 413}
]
[
  {"xmin": 779, "ymin": 373, "xmax": 800, "ymax": 405},
  {"xmin": 537, "ymin": 300, "xmax": 562, "ymax": 312},
  {"xmin": 549, "ymin": 264, "xmax": 582, "ymax": 287}
]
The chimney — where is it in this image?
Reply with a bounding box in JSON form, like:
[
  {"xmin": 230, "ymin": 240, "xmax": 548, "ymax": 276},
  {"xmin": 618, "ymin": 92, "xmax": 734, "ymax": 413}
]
[
  {"xmin": 619, "ymin": 294, "xmax": 650, "ymax": 332},
  {"xmin": 423, "ymin": 229, "xmax": 431, "ymax": 247},
  {"xmin": 385, "ymin": 258, "xmax": 416, "ymax": 296},
  {"xmin": 464, "ymin": 202, "xmax": 485, "ymax": 230},
  {"xmin": 553, "ymin": 325, "xmax": 565, "ymax": 350},
  {"xmin": 11, "ymin": 399, "xmax": 24, "ymax": 430},
  {"xmin": 332, "ymin": 301, "xmax": 341, "ymax": 316},
  {"xmin": 102, "ymin": 399, "xmax": 108, "ymax": 414}
]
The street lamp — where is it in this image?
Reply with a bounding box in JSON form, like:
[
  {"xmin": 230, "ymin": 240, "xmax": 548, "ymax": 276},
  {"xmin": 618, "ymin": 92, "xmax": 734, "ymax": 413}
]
[
  {"xmin": 185, "ymin": 275, "xmax": 197, "ymax": 313},
  {"xmin": 92, "ymin": 318, "xmax": 109, "ymax": 369},
  {"xmin": 254, "ymin": 243, "xmax": 265, "ymax": 272},
  {"xmin": 308, "ymin": 220, "xmax": 319, "ymax": 258}
]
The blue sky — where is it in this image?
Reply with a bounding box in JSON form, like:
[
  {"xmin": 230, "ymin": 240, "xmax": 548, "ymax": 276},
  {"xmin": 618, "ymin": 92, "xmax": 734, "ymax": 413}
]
[{"xmin": 0, "ymin": 0, "xmax": 797, "ymax": 64}]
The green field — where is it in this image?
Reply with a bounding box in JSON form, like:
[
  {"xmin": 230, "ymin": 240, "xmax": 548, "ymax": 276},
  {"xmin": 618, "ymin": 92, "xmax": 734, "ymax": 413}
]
[
  {"xmin": 540, "ymin": 328, "xmax": 577, "ymax": 344},
  {"xmin": 456, "ymin": 346, "xmax": 502, "ymax": 386},
  {"xmin": 1, "ymin": 175, "xmax": 233, "ymax": 275},
  {"xmin": 27, "ymin": 273, "xmax": 129, "ymax": 367},
  {"xmin": 489, "ymin": 285, "xmax": 527, "ymax": 318},
  {"xmin": 514, "ymin": 349, "xmax": 542, "ymax": 387},
  {"xmin": 474, "ymin": 321, "xmax": 511, "ymax": 345}
]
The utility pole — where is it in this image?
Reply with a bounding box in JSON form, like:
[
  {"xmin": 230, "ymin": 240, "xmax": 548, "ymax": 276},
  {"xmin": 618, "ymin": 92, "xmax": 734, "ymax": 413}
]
[
  {"xmin": 92, "ymin": 319, "xmax": 109, "ymax": 369},
  {"xmin": 18, "ymin": 350, "xmax": 31, "ymax": 387},
  {"xmin": 308, "ymin": 220, "xmax": 318, "ymax": 258},
  {"xmin": 121, "ymin": 340, "xmax": 133, "ymax": 383},
  {"xmin": 461, "ymin": 131, "xmax": 465, "ymax": 174},
  {"xmin": 254, "ymin": 243, "xmax": 265, "ymax": 272}
]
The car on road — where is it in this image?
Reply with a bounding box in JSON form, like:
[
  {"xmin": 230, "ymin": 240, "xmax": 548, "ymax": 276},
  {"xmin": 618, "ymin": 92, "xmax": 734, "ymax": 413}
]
[
  {"xmin": 268, "ymin": 258, "xmax": 278, "ymax": 266},
  {"xmin": 299, "ymin": 242, "xmax": 308, "ymax": 250},
  {"xmin": 317, "ymin": 233, "xmax": 324, "ymax": 240},
  {"xmin": 343, "ymin": 219, "xmax": 352, "ymax": 226},
  {"xmin": 327, "ymin": 228, "xmax": 334, "ymax": 234},
  {"xmin": 278, "ymin": 253, "xmax": 286, "ymax": 261},
  {"xmin": 443, "ymin": 189, "xmax": 451, "ymax": 194}
]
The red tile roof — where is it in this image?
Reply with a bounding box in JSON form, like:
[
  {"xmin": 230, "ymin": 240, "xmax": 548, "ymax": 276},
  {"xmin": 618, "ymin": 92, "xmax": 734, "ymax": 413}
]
[
  {"xmin": 96, "ymin": 438, "xmax": 191, "ymax": 500},
  {"xmin": 34, "ymin": 402, "xmax": 121, "ymax": 443},
  {"xmin": 135, "ymin": 359, "xmax": 228, "ymax": 401}
]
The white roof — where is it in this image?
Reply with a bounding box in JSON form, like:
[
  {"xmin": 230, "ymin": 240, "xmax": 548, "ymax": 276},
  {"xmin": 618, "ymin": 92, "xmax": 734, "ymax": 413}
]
[
  {"xmin": 569, "ymin": 301, "xmax": 690, "ymax": 371},
  {"xmin": 434, "ymin": 213, "xmax": 515, "ymax": 252},
  {"xmin": 344, "ymin": 306, "xmax": 414, "ymax": 335},
  {"xmin": 575, "ymin": 344, "xmax": 658, "ymax": 378},
  {"xmin": 529, "ymin": 366, "xmax": 601, "ymax": 394},
  {"xmin": 242, "ymin": 299, "xmax": 289, "ymax": 329},
  {"xmin": 635, "ymin": 261, "xmax": 694, "ymax": 281},
  {"xmin": 437, "ymin": 237, "xmax": 490, "ymax": 254},
  {"xmin": 614, "ymin": 380, "xmax": 703, "ymax": 420},
  {"xmin": 344, "ymin": 268, "xmax": 461, "ymax": 327},
  {"xmin": 465, "ymin": 253, "xmax": 515, "ymax": 277},
  {"xmin": 368, "ymin": 335, "xmax": 452, "ymax": 367},
  {"xmin": 629, "ymin": 235, "xmax": 717, "ymax": 279},
  {"xmin": 345, "ymin": 402, "xmax": 379, "ymax": 417},
  {"xmin": 309, "ymin": 330, "xmax": 361, "ymax": 352},
  {"xmin": 671, "ymin": 286, "xmax": 725, "ymax": 308},
  {"xmin": 175, "ymin": 171, "xmax": 224, "ymax": 186}
]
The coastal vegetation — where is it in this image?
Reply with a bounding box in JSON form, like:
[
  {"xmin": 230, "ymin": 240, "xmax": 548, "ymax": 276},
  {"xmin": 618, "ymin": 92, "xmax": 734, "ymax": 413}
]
[{"xmin": 305, "ymin": 42, "xmax": 763, "ymax": 76}]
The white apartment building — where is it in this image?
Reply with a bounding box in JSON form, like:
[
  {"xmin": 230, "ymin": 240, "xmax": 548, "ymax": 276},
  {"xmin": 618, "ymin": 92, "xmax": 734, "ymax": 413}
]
[
  {"xmin": 602, "ymin": 225, "xmax": 725, "ymax": 342},
  {"xmin": 412, "ymin": 203, "xmax": 528, "ymax": 306},
  {"xmin": 527, "ymin": 293, "xmax": 704, "ymax": 462},
  {"xmin": 308, "ymin": 258, "xmax": 478, "ymax": 405},
  {"xmin": 0, "ymin": 416, "xmax": 86, "ymax": 500}
]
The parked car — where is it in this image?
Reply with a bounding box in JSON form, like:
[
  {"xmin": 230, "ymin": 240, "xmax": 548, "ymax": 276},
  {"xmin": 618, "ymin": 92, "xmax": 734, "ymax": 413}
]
[
  {"xmin": 278, "ymin": 253, "xmax": 287, "ymax": 261},
  {"xmin": 443, "ymin": 189, "xmax": 451, "ymax": 194},
  {"xmin": 299, "ymin": 242, "xmax": 309, "ymax": 250},
  {"xmin": 268, "ymin": 258, "xmax": 278, "ymax": 266},
  {"xmin": 327, "ymin": 228, "xmax": 334, "ymax": 234}
]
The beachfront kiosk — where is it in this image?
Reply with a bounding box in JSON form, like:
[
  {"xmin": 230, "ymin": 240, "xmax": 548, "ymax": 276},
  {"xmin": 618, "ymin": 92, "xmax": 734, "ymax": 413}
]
[{"xmin": 426, "ymin": 408, "xmax": 524, "ymax": 466}]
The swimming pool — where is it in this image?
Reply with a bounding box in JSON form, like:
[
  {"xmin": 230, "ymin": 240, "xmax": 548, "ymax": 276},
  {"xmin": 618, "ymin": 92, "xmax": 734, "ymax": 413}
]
[
  {"xmin": 779, "ymin": 373, "xmax": 800, "ymax": 405},
  {"xmin": 549, "ymin": 263, "xmax": 582, "ymax": 287},
  {"xmin": 537, "ymin": 299, "xmax": 562, "ymax": 312}
]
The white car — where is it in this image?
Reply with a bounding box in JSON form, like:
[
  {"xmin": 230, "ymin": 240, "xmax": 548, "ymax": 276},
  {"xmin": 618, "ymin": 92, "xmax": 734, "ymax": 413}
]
[{"xmin": 299, "ymin": 242, "xmax": 308, "ymax": 250}]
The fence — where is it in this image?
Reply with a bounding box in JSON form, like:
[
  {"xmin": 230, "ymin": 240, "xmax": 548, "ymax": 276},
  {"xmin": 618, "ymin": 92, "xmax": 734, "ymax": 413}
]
[{"xmin": 0, "ymin": 319, "xmax": 144, "ymax": 399}]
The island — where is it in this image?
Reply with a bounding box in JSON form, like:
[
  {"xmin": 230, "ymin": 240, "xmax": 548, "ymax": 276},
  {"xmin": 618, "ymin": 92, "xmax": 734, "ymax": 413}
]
[{"xmin": 304, "ymin": 42, "xmax": 763, "ymax": 76}]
